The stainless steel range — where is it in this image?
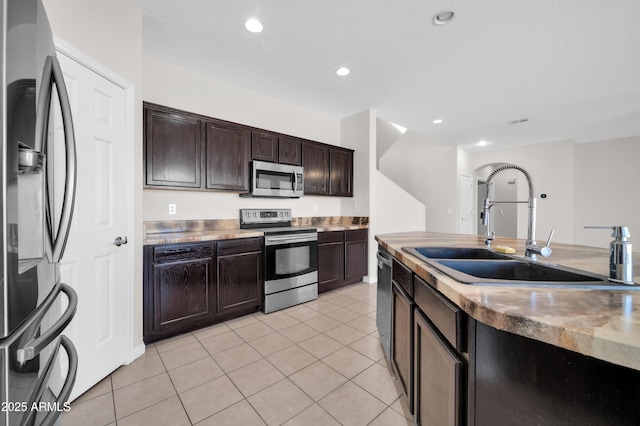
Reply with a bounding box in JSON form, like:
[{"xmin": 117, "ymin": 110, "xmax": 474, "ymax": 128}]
[{"xmin": 240, "ymin": 209, "xmax": 318, "ymax": 313}]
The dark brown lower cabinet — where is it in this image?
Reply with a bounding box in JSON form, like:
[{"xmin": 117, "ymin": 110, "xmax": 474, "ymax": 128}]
[
  {"xmin": 143, "ymin": 238, "xmax": 263, "ymax": 343},
  {"xmin": 344, "ymin": 229, "xmax": 367, "ymax": 283},
  {"xmin": 217, "ymin": 238, "xmax": 263, "ymax": 315},
  {"xmin": 318, "ymin": 231, "xmax": 345, "ymax": 293},
  {"xmin": 471, "ymin": 321, "xmax": 640, "ymax": 426},
  {"xmin": 318, "ymin": 229, "xmax": 368, "ymax": 293},
  {"xmin": 414, "ymin": 309, "xmax": 463, "ymax": 426},
  {"xmin": 386, "ymin": 253, "xmax": 640, "ymax": 426},
  {"xmin": 391, "ymin": 281, "xmax": 413, "ymax": 413},
  {"xmin": 144, "ymin": 242, "xmax": 216, "ymax": 342}
]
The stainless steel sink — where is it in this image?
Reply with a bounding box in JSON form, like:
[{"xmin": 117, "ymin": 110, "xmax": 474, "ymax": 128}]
[
  {"xmin": 402, "ymin": 246, "xmax": 640, "ymax": 290},
  {"xmin": 404, "ymin": 246, "xmax": 513, "ymax": 260}
]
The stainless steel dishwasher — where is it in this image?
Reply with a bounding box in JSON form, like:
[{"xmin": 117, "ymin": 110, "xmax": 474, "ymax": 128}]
[{"xmin": 376, "ymin": 245, "xmax": 393, "ymax": 362}]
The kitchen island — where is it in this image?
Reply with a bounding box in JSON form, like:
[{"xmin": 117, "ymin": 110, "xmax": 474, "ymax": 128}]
[{"xmin": 376, "ymin": 231, "xmax": 640, "ymax": 425}]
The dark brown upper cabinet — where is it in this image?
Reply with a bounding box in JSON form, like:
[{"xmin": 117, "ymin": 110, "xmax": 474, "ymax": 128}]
[
  {"xmin": 302, "ymin": 141, "xmax": 330, "ymax": 195},
  {"xmin": 251, "ymin": 131, "xmax": 278, "ymax": 163},
  {"xmin": 278, "ymin": 135, "xmax": 302, "ymax": 166},
  {"xmin": 144, "ymin": 105, "xmax": 202, "ymax": 188},
  {"xmin": 205, "ymin": 120, "xmax": 251, "ymax": 191},
  {"xmin": 143, "ymin": 103, "xmax": 354, "ymax": 196},
  {"xmin": 329, "ymin": 147, "xmax": 353, "ymax": 197}
]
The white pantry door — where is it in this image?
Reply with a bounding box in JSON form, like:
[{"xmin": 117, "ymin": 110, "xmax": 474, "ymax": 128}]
[{"xmin": 55, "ymin": 52, "xmax": 128, "ymax": 400}]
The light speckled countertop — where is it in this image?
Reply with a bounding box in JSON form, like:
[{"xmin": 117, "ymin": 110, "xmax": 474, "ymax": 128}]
[
  {"xmin": 375, "ymin": 232, "xmax": 640, "ymax": 371},
  {"xmin": 143, "ymin": 217, "xmax": 369, "ymax": 245}
]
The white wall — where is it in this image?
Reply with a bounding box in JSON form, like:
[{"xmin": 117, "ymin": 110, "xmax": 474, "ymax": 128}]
[
  {"xmin": 43, "ymin": 0, "xmax": 145, "ymax": 353},
  {"xmin": 469, "ymin": 140, "xmax": 575, "ymax": 244},
  {"xmin": 378, "ymin": 131, "xmax": 458, "ymax": 233},
  {"xmin": 340, "ymin": 110, "xmax": 376, "ymax": 279},
  {"xmin": 142, "ymin": 56, "xmax": 343, "ymax": 220},
  {"xmin": 339, "ymin": 110, "xmax": 372, "ymax": 218},
  {"xmin": 573, "ymin": 136, "xmax": 640, "ymax": 251},
  {"xmin": 375, "ymin": 171, "xmax": 426, "ymax": 235}
]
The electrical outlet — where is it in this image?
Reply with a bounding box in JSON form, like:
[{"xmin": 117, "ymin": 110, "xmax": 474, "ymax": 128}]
[
  {"xmin": 351, "ymin": 199, "xmax": 357, "ymax": 209},
  {"xmin": 169, "ymin": 204, "xmax": 176, "ymax": 215}
]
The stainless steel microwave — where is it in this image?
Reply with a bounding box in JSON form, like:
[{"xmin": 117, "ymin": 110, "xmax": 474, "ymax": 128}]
[{"xmin": 246, "ymin": 160, "xmax": 304, "ymax": 198}]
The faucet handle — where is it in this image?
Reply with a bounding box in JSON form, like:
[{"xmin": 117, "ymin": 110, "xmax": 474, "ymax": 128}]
[
  {"xmin": 538, "ymin": 229, "xmax": 554, "ymax": 257},
  {"xmin": 544, "ymin": 229, "xmax": 555, "ymax": 247}
]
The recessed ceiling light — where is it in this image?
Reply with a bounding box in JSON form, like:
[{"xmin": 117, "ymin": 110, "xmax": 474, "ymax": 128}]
[
  {"xmin": 433, "ymin": 119, "xmax": 443, "ymax": 124},
  {"xmin": 336, "ymin": 67, "xmax": 350, "ymax": 76},
  {"xmin": 477, "ymin": 140, "xmax": 488, "ymax": 147},
  {"xmin": 433, "ymin": 10, "xmax": 455, "ymax": 25},
  {"xmin": 244, "ymin": 18, "xmax": 263, "ymax": 33}
]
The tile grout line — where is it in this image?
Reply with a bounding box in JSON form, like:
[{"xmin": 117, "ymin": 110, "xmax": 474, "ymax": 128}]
[{"xmin": 70, "ymin": 282, "xmax": 388, "ymax": 426}]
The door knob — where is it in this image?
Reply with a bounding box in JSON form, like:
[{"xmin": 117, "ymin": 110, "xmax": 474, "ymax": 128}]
[{"xmin": 114, "ymin": 236, "xmax": 128, "ymax": 247}]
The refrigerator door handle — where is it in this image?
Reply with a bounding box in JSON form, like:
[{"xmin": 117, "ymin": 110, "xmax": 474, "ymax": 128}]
[
  {"xmin": 49, "ymin": 55, "xmax": 77, "ymax": 263},
  {"xmin": 16, "ymin": 283, "xmax": 78, "ymax": 364},
  {"xmin": 34, "ymin": 56, "xmax": 53, "ymax": 154},
  {"xmin": 17, "ymin": 335, "xmax": 78, "ymax": 426}
]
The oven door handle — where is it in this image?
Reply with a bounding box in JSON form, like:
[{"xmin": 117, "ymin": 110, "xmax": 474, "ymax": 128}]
[{"xmin": 265, "ymin": 233, "xmax": 318, "ymax": 245}]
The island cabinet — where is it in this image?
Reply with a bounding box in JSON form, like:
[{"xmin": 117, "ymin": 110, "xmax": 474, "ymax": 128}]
[
  {"xmin": 391, "ymin": 259, "xmax": 414, "ymax": 414},
  {"xmin": 386, "ymin": 251, "xmax": 640, "ymax": 426},
  {"xmin": 413, "ymin": 275, "xmax": 465, "ymax": 426},
  {"xmin": 469, "ymin": 320, "xmax": 640, "ymax": 426},
  {"xmin": 143, "ymin": 237, "xmax": 264, "ymax": 343},
  {"xmin": 389, "ymin": 257, "xmax": 468, "ymax": 424},
  {"xmin": 318, "ymin": 229, "xmax": 368, "ymax": 293}
]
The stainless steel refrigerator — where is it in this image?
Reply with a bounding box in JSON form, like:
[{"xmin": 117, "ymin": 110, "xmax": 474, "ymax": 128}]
[{"xmin": 1, "ymin": 0, "xmax": 79, "ymax": 425}]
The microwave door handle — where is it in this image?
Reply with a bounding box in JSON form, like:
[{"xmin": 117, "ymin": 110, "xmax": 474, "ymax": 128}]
[
  {"xmin": 50, "ymin": 55, "xmax": 77, "ymax": 262},
  {"xmin": 293, "ymin": 171, "xmax": 298, "ymax": 191}
]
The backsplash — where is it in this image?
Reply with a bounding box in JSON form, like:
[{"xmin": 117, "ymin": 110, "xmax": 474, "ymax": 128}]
[{"xmin": 144, "ymin": 216, "xmax": 369, "ymax": 235}]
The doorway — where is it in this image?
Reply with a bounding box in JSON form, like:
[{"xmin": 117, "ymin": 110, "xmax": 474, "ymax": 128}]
[{"xmin": 54, "ymin": 41, "xmax": 136, "ymax": 401}]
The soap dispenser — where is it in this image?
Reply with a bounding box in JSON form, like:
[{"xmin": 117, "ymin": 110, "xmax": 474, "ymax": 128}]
[{"xmin": 585, "ymin": 226, "xmax": 634, "ymax": 284}]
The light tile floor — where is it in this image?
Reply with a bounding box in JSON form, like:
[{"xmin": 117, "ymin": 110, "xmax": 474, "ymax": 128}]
[{"xmin": 62, "ymin": 282, "xmax": 413, "ymax": 426}]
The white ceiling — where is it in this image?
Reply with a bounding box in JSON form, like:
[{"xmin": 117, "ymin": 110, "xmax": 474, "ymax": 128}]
[{"xmin": 134, "ymin": 0, "xmax": 640, "ymax": 151}]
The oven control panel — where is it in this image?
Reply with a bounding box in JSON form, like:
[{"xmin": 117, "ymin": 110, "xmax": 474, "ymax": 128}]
[{"xmin": 240, "ymin": 208, "xmax": 291, "ymax": 226}]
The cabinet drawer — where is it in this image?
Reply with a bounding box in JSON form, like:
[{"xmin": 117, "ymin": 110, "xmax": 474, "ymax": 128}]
[
  {"xmin": 414, "ymin": 275, "xmax": 466, "ymax": 352},
  {"xmin": 217, "ymin": 237, "xmax": 263, "ymax": 256},
  {"xmin": 318, "ymin": 231, "xmax": 344, "ymax": 244},
  {"xmin": 345, "ymin": 229, "xmax": 367, "ymax": 242},
  {"xmin": 153, "ymin": 242, "xmax": 213, "ymax": 263},
  {"xmin": 393, "ymin": 258, "xmax": 413, "ymax": 297}
]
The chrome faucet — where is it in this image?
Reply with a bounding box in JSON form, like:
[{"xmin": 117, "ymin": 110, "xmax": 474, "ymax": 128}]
[
  {"xmin": 481, "ymin": 164, "xmax": 553, "ymax": 260},
  {"xmin": 585, "ymin": 226, "xmax": 634, "ymax": 284}
]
